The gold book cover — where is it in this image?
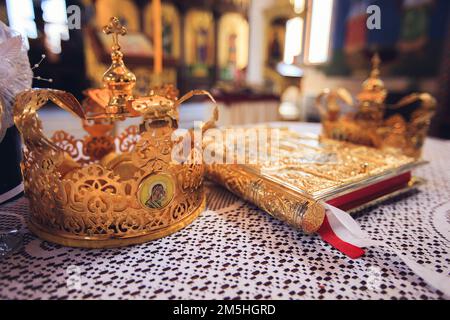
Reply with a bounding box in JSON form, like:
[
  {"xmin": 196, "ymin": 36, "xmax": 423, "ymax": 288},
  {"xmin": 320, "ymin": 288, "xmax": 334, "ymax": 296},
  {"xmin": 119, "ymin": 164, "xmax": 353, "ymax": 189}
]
[{"xmin": 205, "ymin": 127, "xmax": 424, "ymax": 234}]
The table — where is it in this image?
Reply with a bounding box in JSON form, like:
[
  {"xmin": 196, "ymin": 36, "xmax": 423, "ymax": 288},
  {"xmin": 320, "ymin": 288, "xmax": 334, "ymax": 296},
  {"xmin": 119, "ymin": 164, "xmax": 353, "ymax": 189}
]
[{"xmin": 1, "ymin": 123, "xmax": 449, "ymax": 300}]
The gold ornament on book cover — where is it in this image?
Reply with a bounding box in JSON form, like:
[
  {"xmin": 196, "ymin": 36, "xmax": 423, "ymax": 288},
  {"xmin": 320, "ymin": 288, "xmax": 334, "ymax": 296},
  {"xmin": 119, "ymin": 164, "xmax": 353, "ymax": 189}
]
[
  {"xmin": 316, "ymin": 54, "xmax": 436, "ymax": 158},
  {"xmin": 13, "ymin": 17, "xmax": 218, "ymax": 248}
]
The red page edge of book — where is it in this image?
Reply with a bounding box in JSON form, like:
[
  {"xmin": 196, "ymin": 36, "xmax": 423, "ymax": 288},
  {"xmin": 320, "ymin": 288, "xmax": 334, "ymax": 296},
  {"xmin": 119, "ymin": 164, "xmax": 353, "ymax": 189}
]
[{"xmin": 327, "ymin": 172, "xmax": 412, "ymax": 211}]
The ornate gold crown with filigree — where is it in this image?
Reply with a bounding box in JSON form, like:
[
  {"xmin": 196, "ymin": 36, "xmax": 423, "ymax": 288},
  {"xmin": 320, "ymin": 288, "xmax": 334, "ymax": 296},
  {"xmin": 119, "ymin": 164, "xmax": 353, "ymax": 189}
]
[
  {"xmin": 13, "ymin": 17, "xmax": 218, "ymax": 248},
  {"xmin": 316, "ymin": 54, "xmax": 436, "ymax": 158}
]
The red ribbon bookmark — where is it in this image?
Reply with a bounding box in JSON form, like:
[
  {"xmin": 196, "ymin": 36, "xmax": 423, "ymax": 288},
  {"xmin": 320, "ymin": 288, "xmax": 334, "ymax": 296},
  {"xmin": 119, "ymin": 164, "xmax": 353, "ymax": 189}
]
[{"xmin": 317, "ymin": 215, "xmax": 365, "ymax": 259}]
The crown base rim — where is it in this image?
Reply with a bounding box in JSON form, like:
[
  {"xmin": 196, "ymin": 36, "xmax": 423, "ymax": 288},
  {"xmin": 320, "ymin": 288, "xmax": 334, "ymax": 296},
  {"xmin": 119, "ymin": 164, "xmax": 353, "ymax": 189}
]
[{"xmin": 27, "ymin": 196, "xmax": 205, "ymax": 249}]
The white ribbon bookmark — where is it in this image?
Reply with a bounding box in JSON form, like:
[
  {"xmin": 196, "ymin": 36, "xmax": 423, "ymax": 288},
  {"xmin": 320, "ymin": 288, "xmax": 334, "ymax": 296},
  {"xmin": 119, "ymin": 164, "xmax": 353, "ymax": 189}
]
[
  {"xmin": 323, "ymin": 203, "xmax": 450, "ymax": 297},
  {"xmin": 0, "ymin": 182, "xmax": 24, "ymax": 205}
]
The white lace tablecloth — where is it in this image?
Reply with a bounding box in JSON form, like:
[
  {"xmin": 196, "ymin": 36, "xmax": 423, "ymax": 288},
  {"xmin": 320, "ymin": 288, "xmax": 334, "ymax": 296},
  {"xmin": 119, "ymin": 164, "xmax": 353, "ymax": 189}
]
[{"xmin": 1, "ymin": 123, "xmax": 449, "ymax": 300}]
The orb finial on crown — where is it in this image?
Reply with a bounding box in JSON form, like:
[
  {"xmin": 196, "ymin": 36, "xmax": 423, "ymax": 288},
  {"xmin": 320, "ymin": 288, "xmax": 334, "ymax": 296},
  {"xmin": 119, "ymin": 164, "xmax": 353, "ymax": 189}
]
[
  {"xmin": 358, "ymin": 53, "xmax": 387, "ymax": 105},
  {"xmin": 102, "ymin": 17, "xmax": 136, "ymax": 116}
]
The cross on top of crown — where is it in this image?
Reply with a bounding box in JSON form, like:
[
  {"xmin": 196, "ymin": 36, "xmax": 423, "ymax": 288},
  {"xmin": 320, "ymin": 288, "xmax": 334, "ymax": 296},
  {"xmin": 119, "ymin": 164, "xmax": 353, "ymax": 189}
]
[
  {"xmin": 372, "ymin": 53, "xmax": 381, "ymax": 69},
  {"xmin": 370, "ymin": 53, "xmax": 381, "ymax": 78},
  {"xmin": 103, "ymin": 17, "xmax": 127, "ymax": 50}
]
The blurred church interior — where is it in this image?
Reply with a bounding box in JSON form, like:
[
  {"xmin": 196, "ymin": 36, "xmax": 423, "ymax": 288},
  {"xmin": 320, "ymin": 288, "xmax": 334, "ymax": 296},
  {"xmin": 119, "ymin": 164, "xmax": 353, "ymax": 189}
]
[{"xmin": 0, "ymin": 0, "xmax": 449, "ymax": 138}]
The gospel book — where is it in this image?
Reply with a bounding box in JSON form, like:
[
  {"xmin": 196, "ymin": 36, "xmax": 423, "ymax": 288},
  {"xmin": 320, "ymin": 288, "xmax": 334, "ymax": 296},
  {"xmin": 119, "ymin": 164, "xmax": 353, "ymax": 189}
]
[{"xmin": 205, "ymin": 127, "xmax": 424, "ymax": 234}]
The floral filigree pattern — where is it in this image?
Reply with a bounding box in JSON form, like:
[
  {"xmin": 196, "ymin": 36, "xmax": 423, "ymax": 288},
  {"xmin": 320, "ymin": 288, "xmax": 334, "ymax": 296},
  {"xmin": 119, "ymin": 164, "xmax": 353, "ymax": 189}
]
[{"xmin": 117, "ymin": 125, "xmax": 140, "ymax": 153}]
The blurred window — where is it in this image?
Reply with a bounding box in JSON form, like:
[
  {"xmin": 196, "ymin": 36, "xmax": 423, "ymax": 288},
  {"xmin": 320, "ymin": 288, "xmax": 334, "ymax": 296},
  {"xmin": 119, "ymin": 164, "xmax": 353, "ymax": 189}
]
[
  {"xmin": 290, "ymin": 0, "xmax": 306, "ymax": 14},
  {"xmin": 6, "ymin": 0, "xmax": 37, "ymax": 49},
  {"xmin": 41, "ymin": 0, "xmax": 70, "ymax": 54},
  {"xmin": 284, "ymin": 17, "xmax": 303, "ymax": 65},
  {"xmin": 6, "ymin": 0, "xmax": 70, "ymax": 54},
  {"xmin": 305, "ymin": 0, "xmax": 334, "ymax": 65}
]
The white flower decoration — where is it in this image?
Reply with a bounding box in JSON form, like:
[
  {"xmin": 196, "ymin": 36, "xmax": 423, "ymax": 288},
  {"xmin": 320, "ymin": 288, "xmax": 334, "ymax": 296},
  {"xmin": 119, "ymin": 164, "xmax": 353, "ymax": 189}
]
[{"xmin": 0, "ymin": 21, "xmax": 33, "ymax": 142}]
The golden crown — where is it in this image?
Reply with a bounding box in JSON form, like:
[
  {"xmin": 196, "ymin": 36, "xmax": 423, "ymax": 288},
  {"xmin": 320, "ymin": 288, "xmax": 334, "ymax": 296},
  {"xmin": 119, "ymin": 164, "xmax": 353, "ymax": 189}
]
[
  {"xmin": 13, "ymin": 17, "xmax": 217, "ymax": 248},
  {"xmin": 316, "ymin": 54, "xmax": 436, "ymax": 158}
]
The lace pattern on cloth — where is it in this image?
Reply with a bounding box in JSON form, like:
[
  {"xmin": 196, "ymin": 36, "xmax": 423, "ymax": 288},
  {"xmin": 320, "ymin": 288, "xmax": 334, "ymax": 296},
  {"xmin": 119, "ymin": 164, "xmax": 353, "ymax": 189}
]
[{"xmin": 0, "ymin": 139, "xmax": 449, "ymax": 299}]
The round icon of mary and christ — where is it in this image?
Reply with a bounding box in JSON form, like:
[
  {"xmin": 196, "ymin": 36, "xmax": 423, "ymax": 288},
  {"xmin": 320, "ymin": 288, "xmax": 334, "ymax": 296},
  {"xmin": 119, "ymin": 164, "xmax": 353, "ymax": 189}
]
[{"xmin": 138, "ymin": 174, "xmax": 175, "ymax": 209}]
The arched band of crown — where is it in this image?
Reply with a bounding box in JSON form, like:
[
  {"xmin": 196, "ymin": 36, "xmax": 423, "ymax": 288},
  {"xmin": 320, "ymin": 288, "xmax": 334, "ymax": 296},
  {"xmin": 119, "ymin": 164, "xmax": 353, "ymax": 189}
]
[{"xmin": 14, "ymin": 89, "xmax": 85, "ymax": 151}]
